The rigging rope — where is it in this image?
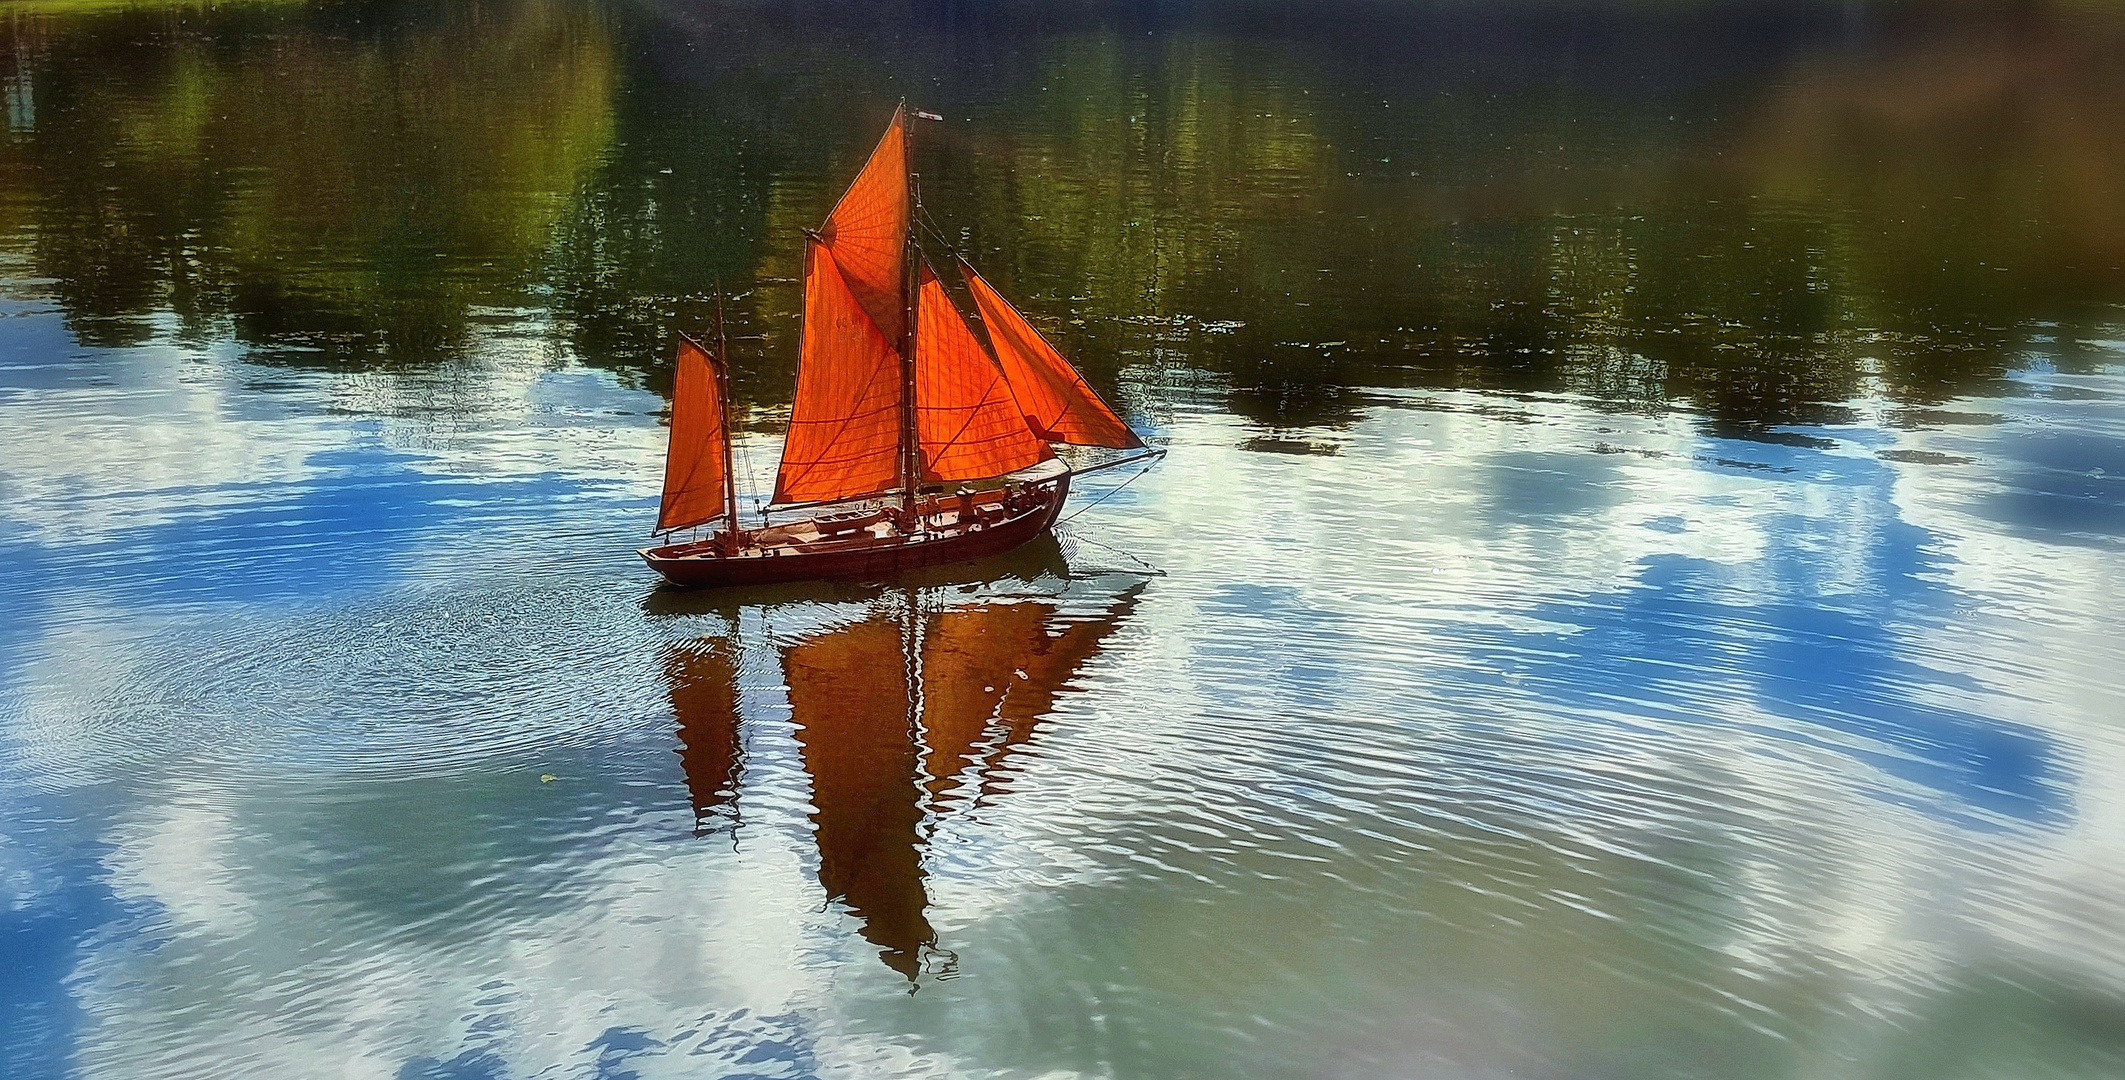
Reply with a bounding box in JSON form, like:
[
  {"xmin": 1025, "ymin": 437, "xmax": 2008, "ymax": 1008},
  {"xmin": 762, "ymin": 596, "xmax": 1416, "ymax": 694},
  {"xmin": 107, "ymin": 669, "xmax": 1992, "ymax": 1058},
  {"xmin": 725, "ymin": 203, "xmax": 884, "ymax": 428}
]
[
  {"xmin": 916, "ymin": 206, "xmax": 971, "ymax": 265},
  {"xmin": 733, "ymin": 429, "xmax": 768, "ymax": 524},
  {"xmin": 1058, "ymin": 457, "xmax": 1155, "ymax": 526}
]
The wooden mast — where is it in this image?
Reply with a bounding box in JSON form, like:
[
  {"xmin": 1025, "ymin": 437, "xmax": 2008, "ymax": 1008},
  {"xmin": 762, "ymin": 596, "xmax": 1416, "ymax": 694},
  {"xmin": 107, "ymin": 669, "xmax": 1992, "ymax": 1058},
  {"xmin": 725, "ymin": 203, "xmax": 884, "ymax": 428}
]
[
  {"xmin": 714, "ymin": 292, "xmax": 742, "ymax": 554},
  {"xmin": 899, "ymin": 103, "xmax": 920, "ymax": 526}
]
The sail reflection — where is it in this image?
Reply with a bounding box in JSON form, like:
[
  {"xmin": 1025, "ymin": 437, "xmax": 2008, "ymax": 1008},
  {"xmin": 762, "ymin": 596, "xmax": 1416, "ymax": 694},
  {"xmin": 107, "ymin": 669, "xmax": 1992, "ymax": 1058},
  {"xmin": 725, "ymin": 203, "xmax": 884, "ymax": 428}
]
[
  {"xmin": 784, "ymin": 614, "xmax": 932, "ymax": 977},
  {"xmin": 917, "ymin": 593, "xmax": 1143, "ymax": 807},
  {"xmin": 669, "ymin": 586, "xmax": 1141, "ymax": 979},
  {"xmin": 665, "ymin": 639, "xmax": 744, "ymax": 831}
]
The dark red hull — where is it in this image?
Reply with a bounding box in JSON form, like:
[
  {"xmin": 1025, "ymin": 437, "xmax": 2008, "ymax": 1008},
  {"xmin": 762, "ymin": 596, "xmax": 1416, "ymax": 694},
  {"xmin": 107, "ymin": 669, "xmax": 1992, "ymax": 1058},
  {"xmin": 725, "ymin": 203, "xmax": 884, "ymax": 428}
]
[{"xmin": 642, "ymin": 475, "xmax": 1070, "ymax": 589}]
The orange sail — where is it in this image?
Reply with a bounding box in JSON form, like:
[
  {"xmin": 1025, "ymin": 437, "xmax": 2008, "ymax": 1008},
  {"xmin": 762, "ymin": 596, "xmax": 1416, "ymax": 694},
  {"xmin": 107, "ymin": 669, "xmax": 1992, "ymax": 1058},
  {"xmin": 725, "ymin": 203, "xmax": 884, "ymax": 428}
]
[
  {"xmin": 915, "ymin": 264, "xmax": 1054, "ymax": 482},
  {"xmin": 773, "ymin": 239, "xmax": 905, "ymax": 505},
  {"xmin": 962, "ymin": 260, "xmax": 1143, "ymax": 449},
  {"xmin": 656, "ymin": 334, "xmax": 730, "ymax": 532},
  {"xmin": 818, "ymin": 106, "xmax": 910, "ymax": 345}
]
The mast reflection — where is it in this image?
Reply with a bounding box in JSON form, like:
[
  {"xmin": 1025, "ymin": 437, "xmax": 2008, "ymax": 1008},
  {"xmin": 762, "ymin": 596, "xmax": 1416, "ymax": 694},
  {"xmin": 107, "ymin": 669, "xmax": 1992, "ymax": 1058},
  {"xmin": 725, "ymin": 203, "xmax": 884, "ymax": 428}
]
[{"xmin": 667, "ymin": 585, "xmax": 1142, "ymax": 980}]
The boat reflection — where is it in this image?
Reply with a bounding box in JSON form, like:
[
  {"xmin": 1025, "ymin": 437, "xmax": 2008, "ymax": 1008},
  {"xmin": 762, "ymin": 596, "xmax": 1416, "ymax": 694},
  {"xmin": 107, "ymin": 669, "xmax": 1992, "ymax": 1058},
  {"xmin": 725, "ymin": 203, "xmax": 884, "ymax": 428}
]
[{"xmin": 667, "ymin": 582, "xmax": 1142, "ymax": 979}]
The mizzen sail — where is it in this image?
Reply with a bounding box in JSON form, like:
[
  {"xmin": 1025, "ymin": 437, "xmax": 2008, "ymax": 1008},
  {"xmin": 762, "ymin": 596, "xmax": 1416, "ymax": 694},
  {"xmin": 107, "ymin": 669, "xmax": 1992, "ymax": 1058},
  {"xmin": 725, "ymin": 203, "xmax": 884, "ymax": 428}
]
[
  {"xmin": 656, "ymin": 334, "xmax": 730, "ymax": 532},
  {"xmin": 915, "ymin": 263, "xmax": 1053, "ymax": 482},
  {"xmin": 962, "ymin": 260, "xmax": 1143, "ymax": 450},
  {"xmin": 773, "ymin": 239, "xmax": 905, "ymax": 505}
]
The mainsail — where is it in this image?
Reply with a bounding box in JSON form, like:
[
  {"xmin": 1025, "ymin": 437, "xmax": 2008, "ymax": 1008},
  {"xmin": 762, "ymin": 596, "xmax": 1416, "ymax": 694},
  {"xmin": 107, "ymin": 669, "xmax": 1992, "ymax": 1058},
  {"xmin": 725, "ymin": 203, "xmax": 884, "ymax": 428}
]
[
  {"xmin": 769, "ymin": 106, "xmax": 1142, "ymax": 509},
  {"xmin": 962, "ymin": 260, "xmax": 1143, "ymax": 450},
  {"xmin": 915, "ymin": 263, "xmax": 1054, "ymax": 482},
  {"xmin": 772, "ymin": 107, "xmax": 912, "ymax": 506},
  {"xmin": 773, "ymin": 239, "xmax": 906, "ymax": 504},
  {"xmin": 656, "ymin": 334, "xmax": 730, "ymax": 532}
]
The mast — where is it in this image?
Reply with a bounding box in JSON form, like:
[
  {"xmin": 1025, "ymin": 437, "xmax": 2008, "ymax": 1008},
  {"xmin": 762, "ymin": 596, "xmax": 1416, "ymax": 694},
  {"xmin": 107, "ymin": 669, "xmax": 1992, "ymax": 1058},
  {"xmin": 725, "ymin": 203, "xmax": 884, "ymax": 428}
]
[
  {"xmin": 899, "ymin": 110, "xmax": 920, "ymax": 523},
  {"xmin": 714, "ymin": 292, "xmax": 741, "ymax": 552}
]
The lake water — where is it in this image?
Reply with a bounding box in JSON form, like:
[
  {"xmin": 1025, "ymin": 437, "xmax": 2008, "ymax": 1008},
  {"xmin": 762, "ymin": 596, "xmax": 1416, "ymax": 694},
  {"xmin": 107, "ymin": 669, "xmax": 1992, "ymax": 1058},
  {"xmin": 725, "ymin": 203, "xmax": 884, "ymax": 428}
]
[{"xmin": 4, "ymin": 1, "xmax": 2124, "ymax": 1077}]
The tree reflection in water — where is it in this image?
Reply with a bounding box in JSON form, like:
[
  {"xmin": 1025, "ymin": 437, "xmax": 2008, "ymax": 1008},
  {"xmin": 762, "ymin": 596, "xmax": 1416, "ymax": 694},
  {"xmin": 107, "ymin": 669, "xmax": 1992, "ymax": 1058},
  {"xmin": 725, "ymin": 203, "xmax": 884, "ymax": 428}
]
[
  {"xmin": 5, "ymin": 0, "xmax": 2123, "ymax": 424},
  {"xmin": 0, "ymin": 0, "xmax": 614, "ymax": 362},
  {"xmin": 667, "ymin": 584, "xmax": 1142, "ymax": 980}
]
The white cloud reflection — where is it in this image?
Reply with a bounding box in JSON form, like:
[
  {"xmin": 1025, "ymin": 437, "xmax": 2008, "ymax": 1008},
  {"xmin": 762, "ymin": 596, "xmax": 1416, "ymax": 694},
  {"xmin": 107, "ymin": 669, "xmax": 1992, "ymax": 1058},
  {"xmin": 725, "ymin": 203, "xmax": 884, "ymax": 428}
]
[{"xmin": 8, "ymin": 352, "xmax": 2124, "ymax": 1078}]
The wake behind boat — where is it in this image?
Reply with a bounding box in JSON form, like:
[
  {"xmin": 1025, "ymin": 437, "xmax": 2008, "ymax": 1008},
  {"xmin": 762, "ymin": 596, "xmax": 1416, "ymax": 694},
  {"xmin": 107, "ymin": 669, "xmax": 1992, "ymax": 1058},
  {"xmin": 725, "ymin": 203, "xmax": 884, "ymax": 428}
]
[{"xmin": 641, "ymin": 105, "xmax": 1160, "ymax": 589}]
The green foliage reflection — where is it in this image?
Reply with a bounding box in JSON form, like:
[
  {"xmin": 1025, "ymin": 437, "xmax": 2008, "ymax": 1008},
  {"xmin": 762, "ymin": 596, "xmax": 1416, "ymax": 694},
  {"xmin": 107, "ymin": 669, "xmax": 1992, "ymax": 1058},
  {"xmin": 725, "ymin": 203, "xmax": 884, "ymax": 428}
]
[
  {"xmin": 5, "ymin": 0, "xmax": 2123, "ymax": 425},
  {"xmin": 0, "ymin": 0, "xmax": 613, "ymax": 362}
]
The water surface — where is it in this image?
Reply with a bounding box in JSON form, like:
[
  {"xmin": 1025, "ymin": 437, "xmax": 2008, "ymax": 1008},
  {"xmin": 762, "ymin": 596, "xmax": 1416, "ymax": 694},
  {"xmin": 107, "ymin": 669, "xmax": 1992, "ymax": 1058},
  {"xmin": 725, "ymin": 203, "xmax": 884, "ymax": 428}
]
[{"xmin": 4, "ymin": 1, "xmax": 2125, "ymax": 1077}]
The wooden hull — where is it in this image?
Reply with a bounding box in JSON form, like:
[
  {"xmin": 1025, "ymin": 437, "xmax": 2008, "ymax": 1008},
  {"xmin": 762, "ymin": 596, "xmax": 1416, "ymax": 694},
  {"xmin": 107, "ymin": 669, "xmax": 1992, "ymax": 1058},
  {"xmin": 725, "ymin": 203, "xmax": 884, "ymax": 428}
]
[{"xmin": 642, "ymin": 475, "xmax": 1070, "ymax": 589}]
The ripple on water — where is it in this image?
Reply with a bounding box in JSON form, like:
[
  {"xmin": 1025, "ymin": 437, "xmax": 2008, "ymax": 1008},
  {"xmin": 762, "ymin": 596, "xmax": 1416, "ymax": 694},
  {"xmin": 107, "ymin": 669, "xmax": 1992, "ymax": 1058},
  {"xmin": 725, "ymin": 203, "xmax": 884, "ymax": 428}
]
[
  {"xmin": 10, "ymin": 569, "xmax": 680, "ymax": 795},
  {"xmin": 5, "ymin": 331, "xmax": 2124, "ymax": 1076}
]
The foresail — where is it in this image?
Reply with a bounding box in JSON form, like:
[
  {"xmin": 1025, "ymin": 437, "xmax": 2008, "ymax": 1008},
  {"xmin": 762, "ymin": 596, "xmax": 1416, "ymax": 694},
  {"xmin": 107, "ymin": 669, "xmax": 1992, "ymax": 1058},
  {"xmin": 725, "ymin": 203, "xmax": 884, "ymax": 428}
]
[
  {"xmin": 774, "ymin": 239, "xmax": 904, "ymax": 505},
  {"xmin": 915, "ymin": 264, "xmax": 1053, "ymax": 483},
  {"xmin": 961, "ymin": 261, "xmax": 1143, "ymax": 449},
  {"xmin": 818, "ymin": 106, "xmax": 909, "ymax": 345},
  {"xmin": 656, "ymin": 335, "xmax": 729, "ymax": 532}
]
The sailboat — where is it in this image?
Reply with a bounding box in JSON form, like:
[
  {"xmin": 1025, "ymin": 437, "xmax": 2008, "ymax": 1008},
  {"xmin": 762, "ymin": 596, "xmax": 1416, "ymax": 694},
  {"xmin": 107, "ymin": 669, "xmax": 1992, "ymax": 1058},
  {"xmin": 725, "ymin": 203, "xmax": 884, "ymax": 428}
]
[{"xmin": 641, "ymin": 106, "xmax": 1160, "ymax": 589}]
